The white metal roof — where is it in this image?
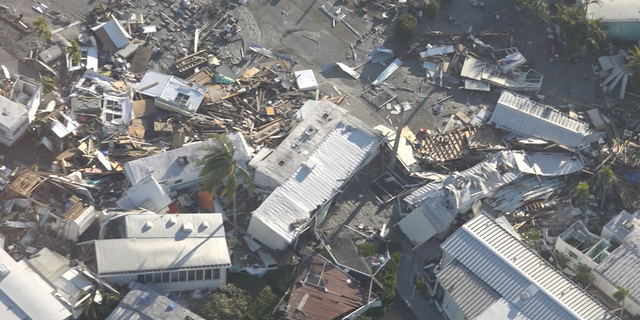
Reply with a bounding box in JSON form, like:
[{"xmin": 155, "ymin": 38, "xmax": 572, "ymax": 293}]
[
  {"xmin": 585, "ymin": 0, "xmax": 640, "ymax": 22},
  {"xmin": 442, "ymin": 214, "xmax": 618, "ymax": 320},
  {"xmin": 136, "ymin": 71, "xmax": 207, "ymax": 113},
  {"xmin": 0, "ymin": 95, "xmax": 28, "ymax": 132},
  {"xmin": 123, "ymin": 213, "xmax": 226, "ymax": 239},
  {"xmin": 0, "ymin": 249, "xmax": 72, "ymax": 320},
  {"xmin": 96, "ymin": 238, "xmax": 230, "ymax": 275},
  {"xmin": 490, "ymin": 91, "xmax": 590, "ymax": 150},
  {"xmin": 124, "ymin": 140, "xmax": 217, "ymax": 185},
  {"xmin": 252, "ymin": 101, "xmax": 351, "ymax": 188},
  {"xmin": 117, "ymin": 176, "xmax": 172, "ymax": 213},
  {"xmin": 106, "ymin": 283, "xmax": 205, "ymax": 320},
  {"xmin": 90, "ymin": 17, "xmax": 131, "ymax": 49},
  {"xmin": 249, "ymin": 112, "xmax": 381, "ymax": 249},
  {"xmin": 96, "ymin": 213, "xmax": 230, "ymax": 274}
]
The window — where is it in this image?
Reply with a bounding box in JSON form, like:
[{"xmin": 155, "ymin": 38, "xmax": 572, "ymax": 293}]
[
  {"xmin": 137, "ymin": 274, "xmax": 145, "ymax": 283},
  {"xmin": 162, "ymin": 272, "xmax": 171, "ymax": 282},
  {"xmin": 213, "ymin": 269, "xmax": 220, "ymax": 280},
  {"xmin": 153, "ymin": 273, "xmax": 162, "ymax": 283},
  {"xmin": 188, "ymin": 270, "xmax": 196, "ymax": 281},
  {"xmin": 145, "ymin": 274, "xmax": 153, "ymax": 283},
  {"xmin": 196, "ymin": 270, "xmax": 204, "ymax": 280},
  {"xmin": 171, "ymin": 271, "xmax": 179, "ymax": 282},
  {"xmin": 174, "ymin": 179, "xmax": 183, "ymax": 184},
  {"xmin": 204, "ymin": 269, "xmax": 212, "ymax": 280},
  {"xmin": 175, "ymin": 93, "xmax": 190, "ymax": 106},
  {"xmin": 568, "ymin": 250, "xmax": 578, "ymax": 259},
  {"xmin": 179, "ymin": 271, "xmax": 187, "ymax": 281}
]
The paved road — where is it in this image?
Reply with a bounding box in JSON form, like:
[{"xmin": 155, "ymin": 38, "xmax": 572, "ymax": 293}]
[{"xmin": 396, "ymin": 237, "xmax": 445, "ymax": 320}]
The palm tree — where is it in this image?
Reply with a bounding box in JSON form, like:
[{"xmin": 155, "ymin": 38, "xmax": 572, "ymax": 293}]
[
  {"xmin": 613, "ymin": 286, "xmax": 631, "ymax": 318},
  {"xmin": 66, "ymin": 39, "xmax": 82, "ymax": 64},
  {"xmin": 582, "ymin": 0, "xmax": 602, "ymax": 13},
  {"xmin": 198, "ymin": 134, "xmax": 254, "ymax": 236},
  {"xmin": 573, "ymin": 181, "xmax": 590, "ymax": 204},
  {"xmin": 79, "ymin": 288, "xmax": 121, "ymax": 320},
  {"xmin": 32, "ymin": 16, "xmax": 52, "ymax": 40},
  {"xmin": 626, "ymin": 46, "xmax": 640, "ymax": 92},
  {"xmin": 597, "ymin": 165, "xmax": 617, "ymax": 208},
  {"xmin": 554, "ymin": 4, "xmax": 606, "ymax": 51},
  {"xmin": 41, "ymin": 77, "xmax": 56, "ymax": 93}
]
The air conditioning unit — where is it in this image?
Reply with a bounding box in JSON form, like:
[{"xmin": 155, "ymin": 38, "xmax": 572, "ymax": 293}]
[{"xmin": 0, "ymin": 263, "xmax": 11, "ymax": 277}]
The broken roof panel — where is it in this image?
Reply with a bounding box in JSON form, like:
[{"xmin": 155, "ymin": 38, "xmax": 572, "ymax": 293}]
[
  {"xmin": 490, "ymin": 91, "xmax": 590, "ymax": 150},
  {"xmin": 90, "ymin": 17, "xmax": 131, "ymax": 51},
  {"xmin": 107, "ymin": 283, "xmax": 205, "ymax": 320},
  {"xmin": 137, "ymin": 71, "xmax": 207, "ymax": 114},
  {"xmin": 285, "ymin": 248, "xmax": 376, "ymax": 320},
  {"xmin": 400, "ymin": 150, "xmax": 584, "ymax": 246}
]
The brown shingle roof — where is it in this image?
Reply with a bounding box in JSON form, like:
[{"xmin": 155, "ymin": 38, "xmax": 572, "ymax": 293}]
[{"xmin": 285, "ymin": 248, "xmax": 373, "ymax": 320}]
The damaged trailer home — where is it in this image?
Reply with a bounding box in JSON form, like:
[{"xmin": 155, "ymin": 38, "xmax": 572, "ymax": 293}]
[
  {"xmin": 247, "ymin": 101, "xmax": 382, "ymax": 251},
  {"xmin": 398, "ymin": 150, "xmax": 584, "ymax": 249}
]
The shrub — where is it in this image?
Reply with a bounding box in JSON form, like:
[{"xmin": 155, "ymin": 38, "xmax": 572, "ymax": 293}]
[
  {"xmin": 368, "ymin": 241, "xmax": 403, "ymax": 315},
  {"xmin": 358, "ymin": 242, "xmax": 379, "ymax": 256},
  {"xmin": 424, "ymin": 1, "xmax": 439, "ymax": 19},
  {"xmin": 396, "ymin": 14, "xmax": 418, "ymax": 37},
  {"xmin": 265, "ymin": 264, "xmax": 297, "ymax": 296}
]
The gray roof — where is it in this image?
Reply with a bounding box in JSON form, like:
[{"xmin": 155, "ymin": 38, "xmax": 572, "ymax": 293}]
[
  {"xmin": 602, "ymin": 210, "xmax": 640, "ymax": 241},
  {"xmin": 595, "ymin": 228, "xmax": 640, "ymax": 305},
  {"xmin": 106, "ymin": 283, "xmax": 205, "ymax": 320},
  {"xmin": 441, "ymin": 214, "xmax": 618, "ymax": 320},
  {"xmin": 437, "ymin": 260, "xmax": 501, "ymax": 319},
  {"xmin": 0, "ymin": 248, "xmax": 72, "ymax": 320},
  {"xmin": 399, "ymin": 151, "xmax": 525, "ymax": 245},
  {"xmin": 136, "ymin": 71, "xmax": 207, "ymax": 113},
  {"xmin": 490, "ymin": 91, "xmax": 590, "ymax": 150},
  {"xmin": 0, "ymin": 95, "xmax": 28, "ymax": 132},
  {"xmin": 124, "ymin": 140, "xmax": 217, "ymax": 185}
]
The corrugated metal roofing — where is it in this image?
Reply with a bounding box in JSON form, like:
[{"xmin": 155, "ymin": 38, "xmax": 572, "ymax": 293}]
[
  {"xmin": 106, "ymin": 283, "xmax": 205, "ymax": 320},
  {"xmin": 96, "ymin": 213, "xmax": 230, "ymax": 274},
  {"xmin": 437, "ymin": 260, "xmax": 502, "ymax": 319},
  {"xmin": 123, "ymin": 213, "xmax": 226, "ymax": 239},
  {"xmin": 399, "ymin": 151, "xmax": 524, "ymax": 245},
  {"xmin": 595, "ymin": 228, "xmax": 640, "ymax": 305},
  {"xmin": 136, "ymin": 71, "xmax": 207, "ymax": 113},
  {"xmin": 442, "ymin": 214, "xmax": 618, "ymax": 320},
  {"xmin": 95, "ymin": 237, "xmax": 231, "ymax": 274},
  {"xmin": 249, "ymin": 116, "xmax": 381, "ymax": 248},
  {"xmin": 490, "ymin": 91, "xmax": 589, "ymax": 149},
  {"xmin": 0, "ymin": 249, "xmax": 72, "ymax": 320}
]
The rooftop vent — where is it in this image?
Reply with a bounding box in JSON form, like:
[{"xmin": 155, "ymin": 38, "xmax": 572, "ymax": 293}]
[
  {"xmin": 0, "ymin": 263, "xmax": 10, "ymax": 277},
  {"xmin": 520, "ymin": 291, "xmax": 530, "ymax": 301},
  {"xmin": 622, "ymin": 220, "xmax": 635, "ymax": 232},
  {"xmin": 177, "ymin": 156, "xmax": 189, "ymax": 166},
  {"xmin": 182, "ymin": 222, "xmax": 194, "ymax": 233},
  {"xmin": 201, "ymin": 221, "xmax": 210, "ymax": 229},
  {"xmin": 144, "ymin": 221, "xmax": 153, "ymax": 229},
  {"xmin": 168, "ymin": 217, "xmax": 177, "ymax": 226}
]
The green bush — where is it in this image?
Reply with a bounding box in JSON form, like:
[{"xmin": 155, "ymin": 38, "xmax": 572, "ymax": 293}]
[
  {"xmin": 396, "ymin": 14, "xmax": 418, "ymax": 37},
  {"xmin": 199, "ymin": 274, "xmax": 281, "ymax": 320},
  {"xmin": 368, "ymin": 241, "xmax": 403, "ymax": 315},
  {"xmin": 265, "ymin": 265, "xmax": 298, "ymax": 296},
  {"xmin": 424, "ymin": 1, "xmax": 439, "ymax": 19},
  {"xmin": 358, "ymin": 243, "xmax": 379, "ymax": 256}
]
